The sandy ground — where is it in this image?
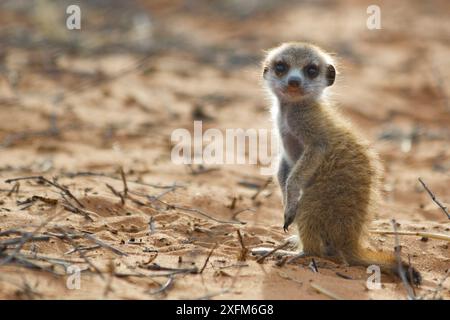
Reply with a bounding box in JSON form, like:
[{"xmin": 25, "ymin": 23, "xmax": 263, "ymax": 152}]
[{"xmin": 0, "ymin": 0, "xmax": 449, "ymax": 299}]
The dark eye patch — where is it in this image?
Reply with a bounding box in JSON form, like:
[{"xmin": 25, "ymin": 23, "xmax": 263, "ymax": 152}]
[
  {"xmin": 304, "ymin": 64, "xmax": 319, "ymax": 78},
  {"xmin": 273, "ymin": 61, "xmax": 289, "ymax": 76}
]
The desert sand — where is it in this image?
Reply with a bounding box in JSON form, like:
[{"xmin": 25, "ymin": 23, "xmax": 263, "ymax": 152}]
[{"xmin": 0, "ymin": 0, "xmax": 449, "ymax": 299}]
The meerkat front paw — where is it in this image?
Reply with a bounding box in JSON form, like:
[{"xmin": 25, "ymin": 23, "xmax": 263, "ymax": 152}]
[
  {"xmin": 283, "ymin": 205, "xmax": 298, "ymax": 232},
  {"xmin": 283, "ymin": 189, "xmax": 303, "ymax": 231}
]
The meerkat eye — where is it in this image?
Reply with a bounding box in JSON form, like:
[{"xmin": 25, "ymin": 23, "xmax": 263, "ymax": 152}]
[
  {"xmin": 274, "ymin": 61, "xmax": 289, "ymax": 76},
  {"xmin": 305, "ymin": 64, "xmax": 319, "ymax": 78}
]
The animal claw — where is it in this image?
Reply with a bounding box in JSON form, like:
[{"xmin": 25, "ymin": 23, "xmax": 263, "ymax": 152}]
[{"xmin": 283, "ymin": 207, "xmax": 296, "ymax": 232}]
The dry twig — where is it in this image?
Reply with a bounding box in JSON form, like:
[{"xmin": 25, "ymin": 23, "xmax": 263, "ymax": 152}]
[
  {"xmin": 391, "ymin": 219, "xmax": 416, "ymax": 300},
  {"xmin": 62, "ymin": 171, "xmax": 183, "ymax": 189},
  {"xmin": 236, "ymin": 230, "xmax": 248, "ymax": 262},
  {"xmin": 17, "ymin": 196, "xmax": 58, "ymax": 209},
  {"xmin": 6, "ymin": 182, "xmax": 20, "ymax": 197},
  {"xmin": 55, "ymin": 228, "xmax": 104, "ymax": 279},
  {"xmin": 5, "ymin": 176, "xmax": 84, "ymax": 208},
  {"xmin": 120, "ymin": 167, "xmax": 128, "ymax": 205},
  {"xmin": 61, "ymin": 194, "xmax": 94, "ymax": 221},
  {"xmin": 309, "ymin": 258, "xmax": 319, "ymax": 273},
  {"xmin": 251, "ymin": 178, "xmax": 272, "ymax": 200},
  {"xmin": 370, "ymin": 230, "xmax": 450, "ymax": 242},
  {"xmin": 232, "ymin": 208, "xmax": 255, "ymax": 223},
  {"xmin": 105, "ymin": 183, "xmax": 125, "ymax": 204},
  {"xmin": 0, "ymin": 212, "xmax": 64, "ymax": 266},
  {"xmin": 147, "ymin": 276, "xmax": 174, "ymax": 295},
  {"xmin": 200, "ymin": 243, "xmax": 218, "ymax": 273},
  {"xmin": 155, "ymin": 199, "xmax": 245, "ymax": 225},
  {"xmin": 83, "ymin": 233, "xmax": 127, "ymax": 256},
  {"xmin": 418, "ymin": 177, "xmax": 450, "ymax": 219}
]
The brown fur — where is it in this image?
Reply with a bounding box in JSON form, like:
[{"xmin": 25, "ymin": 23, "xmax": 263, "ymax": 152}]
[{"xmin": 262, "ymin": 42, "xmax": 421, "ymax": 285}]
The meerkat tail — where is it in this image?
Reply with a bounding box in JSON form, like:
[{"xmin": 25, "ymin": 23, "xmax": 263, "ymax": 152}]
[{"xmin": 344, "ymin": 247, "xmax": 422, "ymax": 285}]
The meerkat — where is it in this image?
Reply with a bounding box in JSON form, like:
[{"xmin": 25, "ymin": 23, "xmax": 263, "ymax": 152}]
[{"xmin": 252, "ymin": 42, "xmax": 421, "ymax": 285}]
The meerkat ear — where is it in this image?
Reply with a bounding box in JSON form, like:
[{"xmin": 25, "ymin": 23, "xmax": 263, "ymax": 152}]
[
  {"xmin": 263, "ymin": 66, "xmax": 268, "ymax": 78},
  {"xmin": 326, "ymin": 64, "xmax": 336, "ymax": 86}
]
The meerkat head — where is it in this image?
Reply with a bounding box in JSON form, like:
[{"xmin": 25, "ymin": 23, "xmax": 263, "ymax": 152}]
[{"xmin": 262, "ymin": 42, "xmax": 336, "ymax": 103}]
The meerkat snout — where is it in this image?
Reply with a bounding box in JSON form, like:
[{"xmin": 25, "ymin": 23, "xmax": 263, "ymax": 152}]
[
  {"xmin": 262, "ymin": 42, "xmax": 336, "ymax": 102},
  {"xmin": 287, "ymin": 76, "xmax": 301, "ymax": 88}
]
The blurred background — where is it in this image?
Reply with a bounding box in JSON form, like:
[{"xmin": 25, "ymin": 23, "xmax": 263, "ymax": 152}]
[
  {"xmin": 0, "ymin": 0, "xmax": 449, "ymax": 299},
  {"xmin": 1, "ymin": 0, "xmax": 449, "ymax": 218}
]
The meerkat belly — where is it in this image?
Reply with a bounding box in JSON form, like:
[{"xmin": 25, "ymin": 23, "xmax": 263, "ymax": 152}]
[{"xmin": 301, "ymin": 147, "xmax": 374, "ymax": 219}]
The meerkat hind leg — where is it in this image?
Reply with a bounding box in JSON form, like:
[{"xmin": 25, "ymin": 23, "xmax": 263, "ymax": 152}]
[
  {"xmin": 284, "ymin": 234, "xmax": 300, "ymax": 250},
  {"xmin": 286, "ymin": 251, "xmax": 309, "ymax": 264},
  {"xmin": 251, "ymin": 234, "xmax": 302, "ymax": 259},
  {"xmin": 251, "ymin": 247, "xmax": 299, "ymax": 259}
]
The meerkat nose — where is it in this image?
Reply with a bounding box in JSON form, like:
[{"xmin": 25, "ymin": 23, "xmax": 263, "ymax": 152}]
[{"xmin": 287, "ymin": 77, "xmax": 302, "ymax": 88}]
